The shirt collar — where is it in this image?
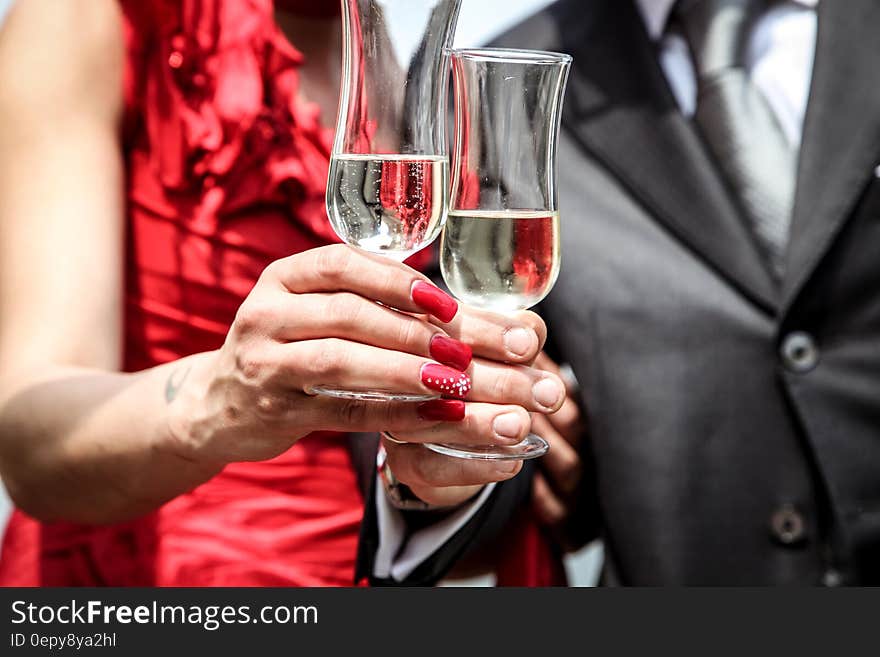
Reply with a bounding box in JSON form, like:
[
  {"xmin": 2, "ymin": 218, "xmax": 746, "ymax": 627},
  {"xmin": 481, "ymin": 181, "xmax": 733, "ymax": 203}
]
[{"xmin": 635, "ymin": 0, "xmax": 819, "ymax": 41}]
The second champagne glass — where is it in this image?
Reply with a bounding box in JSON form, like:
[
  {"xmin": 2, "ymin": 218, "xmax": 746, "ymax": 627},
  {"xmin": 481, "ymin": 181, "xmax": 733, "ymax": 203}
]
[
  {"xmin": 428, "ymin": 48, "xmax": 572, "ymax": 460},
  {"xmin": 314, "ymin": 0, "xmax": 462, "ymax": 402}
]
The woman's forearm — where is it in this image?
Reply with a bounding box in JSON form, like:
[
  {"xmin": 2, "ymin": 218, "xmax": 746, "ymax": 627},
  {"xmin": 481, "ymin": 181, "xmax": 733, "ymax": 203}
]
[{"xmin": 0, "ymin": 353, "xmax": 223, "ymax": 524}]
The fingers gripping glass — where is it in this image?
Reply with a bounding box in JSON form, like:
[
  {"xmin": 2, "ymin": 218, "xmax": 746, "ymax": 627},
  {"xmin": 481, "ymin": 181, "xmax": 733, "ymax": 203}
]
[
  {"xmin": 313, "ymin": 0, "xmax": 462, "ymax": 402},
  {"xmin": 426, "ymin": 48, "xmax": 572, "ymax": 460}
]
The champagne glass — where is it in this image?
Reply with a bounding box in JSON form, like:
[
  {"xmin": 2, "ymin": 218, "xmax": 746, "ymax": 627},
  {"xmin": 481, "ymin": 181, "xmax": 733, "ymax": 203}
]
[
  {"xmin": 314, "ymin": 0, "xmax": 462, "ymax": 402},
  {"xmin": 428, "ymin": 48, "xmax": 572, "ymax": 460}
]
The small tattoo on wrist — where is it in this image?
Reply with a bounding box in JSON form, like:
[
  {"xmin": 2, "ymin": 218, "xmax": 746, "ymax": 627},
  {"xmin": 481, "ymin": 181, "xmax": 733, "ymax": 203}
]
[{"xmin": 165, "ymin": 364, "xmax": 192, "ymax": 403}]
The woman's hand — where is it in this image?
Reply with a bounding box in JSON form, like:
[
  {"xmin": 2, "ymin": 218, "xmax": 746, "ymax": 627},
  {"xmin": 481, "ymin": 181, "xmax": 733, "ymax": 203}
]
[
  {"xmin": 380, "ymin": 308, "xmax": 565, "ymax": 507},
  {"xmin": 165, "ymin": 245, "xmax": 566, "ymax": 473}
]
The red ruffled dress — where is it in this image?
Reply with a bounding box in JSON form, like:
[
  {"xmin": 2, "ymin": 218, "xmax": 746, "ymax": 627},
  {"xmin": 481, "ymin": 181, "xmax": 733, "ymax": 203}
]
[{"xmin": 0, "ymin": 0, "xmax": 371, "ymax": 587}]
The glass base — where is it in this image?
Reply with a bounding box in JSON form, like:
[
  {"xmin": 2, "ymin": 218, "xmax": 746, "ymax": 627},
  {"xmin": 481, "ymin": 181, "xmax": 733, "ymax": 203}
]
[
  {"xmin": 424, "ymin": 434, "xmax": 549, "ymax": 461},
  {"xmin": 308, "ymin": 385, "xmax": 439, "ymax": 403}
]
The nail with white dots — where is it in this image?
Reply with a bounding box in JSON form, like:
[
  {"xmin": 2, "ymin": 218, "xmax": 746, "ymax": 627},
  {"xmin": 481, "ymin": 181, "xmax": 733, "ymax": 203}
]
[{"xmin": 420, "ymin": 363, "xmax": 472, "ymax": 400}]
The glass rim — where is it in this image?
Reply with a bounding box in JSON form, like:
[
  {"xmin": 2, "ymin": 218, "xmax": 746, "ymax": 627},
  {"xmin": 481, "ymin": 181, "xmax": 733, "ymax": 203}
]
[{"xmin": 449, "ymin": 47, "xmax": 572, "ymax": 66}]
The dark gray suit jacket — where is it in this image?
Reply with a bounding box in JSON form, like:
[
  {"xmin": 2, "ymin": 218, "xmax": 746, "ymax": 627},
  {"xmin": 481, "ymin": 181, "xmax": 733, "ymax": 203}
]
[{"xmin": 361, "ymin": 0, "xmax": 880, "ymax": 585}]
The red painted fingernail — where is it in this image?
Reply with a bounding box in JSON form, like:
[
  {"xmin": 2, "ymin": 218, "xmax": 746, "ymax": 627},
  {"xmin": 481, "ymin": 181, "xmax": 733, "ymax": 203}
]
[
  {"xmin": 429, "ymin": 335, "xmax": 472, "ymax": 372},
  {"xmin": 421, "ymin": 363, "xmax": 472, "ymax": 399},
  {"xmin": 418, "ymin": 399, "xmax": 466, "ymax": 422},
  {"xmin": 412, "ymin": 281, "xmax": 458, "ymax": 323}
]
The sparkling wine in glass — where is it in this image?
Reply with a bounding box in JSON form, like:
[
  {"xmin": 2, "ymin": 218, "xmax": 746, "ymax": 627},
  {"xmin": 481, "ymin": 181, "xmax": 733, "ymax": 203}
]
[
  {"xmin": 327, "ymin": 154, "xmax": 449, "ymax": 258},
  {"xmin": 441, "ymin": 209, "xmax": 561, "ymax": 311},
  {"xmin": 430, "ymin": 48, "xmax": 572, "ymax": 460},
  {"xmin": 313, "ymin": 0, "xmax": 462, "ymax": 402}
]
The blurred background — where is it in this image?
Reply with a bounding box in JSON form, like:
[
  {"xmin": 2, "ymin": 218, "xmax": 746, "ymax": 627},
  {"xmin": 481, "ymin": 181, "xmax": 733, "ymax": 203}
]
[
  {"xmin": 453, "ymin": 0, "xmax": 554, "ymax": 47},
  {"xmin": 0, "ymin": 0, "xmax": 600, "ymax": 586}
]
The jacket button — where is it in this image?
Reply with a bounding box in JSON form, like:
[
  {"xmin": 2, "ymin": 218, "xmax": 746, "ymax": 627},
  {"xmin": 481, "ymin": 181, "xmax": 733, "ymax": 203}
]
[
  {"xmin": 770, "ymin": 504, "xmax": 807, "ymax": 546},
  {"xmin": 822, "ymin": 569, "xmax": 843, "ymax": 587},
  {"xmin": 780, "ymin": 332, "xmax": 819, "ymax": 373}
]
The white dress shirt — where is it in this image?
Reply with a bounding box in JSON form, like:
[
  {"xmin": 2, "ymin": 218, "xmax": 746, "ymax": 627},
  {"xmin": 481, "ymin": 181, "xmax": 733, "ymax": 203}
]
[{"xmin": 376, "ymin": 0, "xmax": 820, "ymax": 584}]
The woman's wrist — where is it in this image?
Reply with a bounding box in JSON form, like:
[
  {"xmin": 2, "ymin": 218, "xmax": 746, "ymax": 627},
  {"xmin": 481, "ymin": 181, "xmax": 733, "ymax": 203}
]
[{"xmin": 160, "ymin": 351, "xmax": 228, "ymax": 472}]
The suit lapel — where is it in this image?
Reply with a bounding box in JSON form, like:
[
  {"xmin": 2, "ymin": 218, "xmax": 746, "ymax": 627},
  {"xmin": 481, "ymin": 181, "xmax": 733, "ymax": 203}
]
[
  {"xmin": 555, "ymin": 0, "xmax": 778, "ymax": 312},
  {"xmin": 782, "ymin": 0, "xmax": 880, "ymax": 307}
]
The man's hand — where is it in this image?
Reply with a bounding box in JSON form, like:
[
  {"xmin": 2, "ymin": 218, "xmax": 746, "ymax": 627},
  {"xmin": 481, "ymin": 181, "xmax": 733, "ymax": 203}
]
[{"xmin": 530, "ymin": 353, "xmax": 593, "ymax": 552}]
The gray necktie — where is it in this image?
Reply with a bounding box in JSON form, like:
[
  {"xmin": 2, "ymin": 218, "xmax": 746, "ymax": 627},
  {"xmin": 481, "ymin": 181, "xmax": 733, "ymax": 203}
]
[{"xmin": 674, "ymin": 0, "xmax": 796, "ymax": 276}]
